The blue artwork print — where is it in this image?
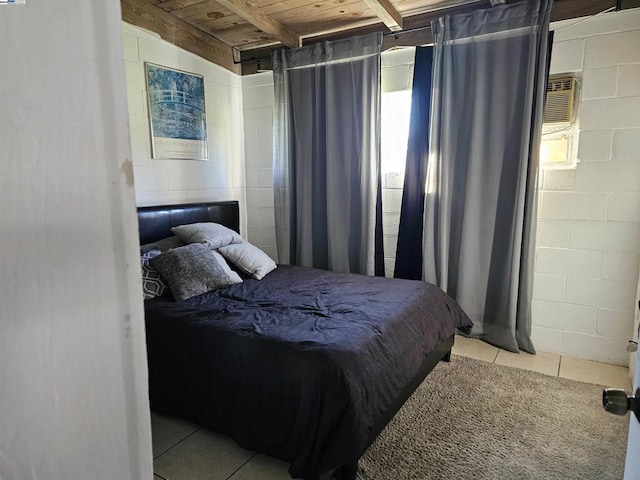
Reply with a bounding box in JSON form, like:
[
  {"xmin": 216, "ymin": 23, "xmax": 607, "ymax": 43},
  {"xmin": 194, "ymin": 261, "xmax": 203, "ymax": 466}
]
[{"xmin": 145, "ymin": 63, "xmax": 208, "ymax": 160}]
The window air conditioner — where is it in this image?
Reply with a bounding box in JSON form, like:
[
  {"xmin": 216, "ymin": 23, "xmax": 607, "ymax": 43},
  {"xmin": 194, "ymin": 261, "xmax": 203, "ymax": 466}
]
[{"xmin": 543, "ymin": 75, "xmax": 579, "ymax": 125}]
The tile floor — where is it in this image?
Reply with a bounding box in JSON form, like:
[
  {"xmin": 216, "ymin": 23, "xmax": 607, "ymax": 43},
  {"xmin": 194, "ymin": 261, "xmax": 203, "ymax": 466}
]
[
  {"xmin": 451, "ymin": 335, "xmax": 632, "ymax": 390},
  {"xmin": 151, "ymin": 336, "xmax": 633, "ymax": 479}
]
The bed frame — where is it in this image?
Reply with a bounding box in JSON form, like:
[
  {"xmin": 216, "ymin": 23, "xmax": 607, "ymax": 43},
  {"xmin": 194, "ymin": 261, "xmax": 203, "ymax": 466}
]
[
  {"xmin": 137, "ymin": 200, "xmax": 453, "ymax": 480},
  {"xmin": 138, "ymin": 201, "xmax": 240, "ymax": 244}
]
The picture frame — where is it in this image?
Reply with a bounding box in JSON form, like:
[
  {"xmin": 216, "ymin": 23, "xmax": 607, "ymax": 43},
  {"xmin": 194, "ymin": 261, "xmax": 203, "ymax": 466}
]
[{"xmin": 144, "ymin": 62, "xmax": 208, "ymax": 161}]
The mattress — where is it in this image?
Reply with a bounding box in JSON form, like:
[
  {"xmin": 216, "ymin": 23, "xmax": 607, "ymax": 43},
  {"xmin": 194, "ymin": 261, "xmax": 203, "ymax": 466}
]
[{"xmin": 144, "ymin": 264, "xmax": 472, "ymax": 478}]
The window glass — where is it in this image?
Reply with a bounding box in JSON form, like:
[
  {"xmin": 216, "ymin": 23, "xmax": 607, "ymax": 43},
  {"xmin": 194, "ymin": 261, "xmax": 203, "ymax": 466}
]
[
  {"xmin": 381, "ymin": 90, "xmax": 412, "ymax": 174},
  {"xmin": 540, "ymin": 124, "xmax": 575, "ymax": 169},
  {"xmin": 540, "ymin": 73, "xmax": 580, "ymax": 170},
  {"xmin": 541, "ymin": 134, "xmax": 569, "ymax": 165}
]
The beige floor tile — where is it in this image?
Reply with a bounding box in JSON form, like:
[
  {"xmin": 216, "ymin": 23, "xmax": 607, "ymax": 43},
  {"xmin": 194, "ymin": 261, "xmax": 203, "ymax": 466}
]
[
  {"xmin": 229, "ymin": 454, "xmax": 291, "ymax": 480},
  {"xmin": 559, "ymin": 356, "xmax": 632, "ymax": 390},
  {"xmin": 154, "ymin": 476, "xmax": 164, "ymax": 480},
  {"xmin": 494, "ymin": 350, "xmax": 560, "ymax": 376},
  {"xmin": 154, "ymin": 428, "xmax": 253, "ymax": 480},
  {"xmin": 452, "ymin": 335, "xmax": 499, "ymax": 363},
  {"xmin": 151, "ymin": 412, "xmax": 200, "ymax": 458}
]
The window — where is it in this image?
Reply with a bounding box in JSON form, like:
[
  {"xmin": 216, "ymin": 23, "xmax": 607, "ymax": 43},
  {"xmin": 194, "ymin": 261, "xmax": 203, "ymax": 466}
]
[
  {"xmin": 381, "ymin": 90, "xmax": 412, "ymax": 174},
  {"xmin": 540, "ymin": 125, "xmax": 574, "ymax": 167},
  {"xmin": 540, "ymin": 74, "xmax": 580, "ymax": 169}
]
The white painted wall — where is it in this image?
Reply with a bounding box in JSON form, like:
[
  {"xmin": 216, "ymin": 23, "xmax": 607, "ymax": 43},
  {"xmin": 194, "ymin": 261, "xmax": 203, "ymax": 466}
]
[
  {"xmin": 531, "ymin": 8, "xmax": 640, "ymax": 366},
  {"xmin": 241, "ymin": 48, "xmax": 416, "ymax": 267},
  {"xmin": 0, "ymin": 2, "xmax": 152, "ymax": 480},
  {"xmin": 124, "ymin": 23, "xmax": 247, "ymax": 236},
  {"xmin": 241, "ymin": 72, "xmax": 278, "ymax": 260}
]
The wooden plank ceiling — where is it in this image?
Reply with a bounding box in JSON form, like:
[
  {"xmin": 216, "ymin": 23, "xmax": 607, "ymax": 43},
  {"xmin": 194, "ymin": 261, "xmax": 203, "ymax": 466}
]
[{"xmin": 122, "ymin": 0, "xmax": 640, "ymax": 74}]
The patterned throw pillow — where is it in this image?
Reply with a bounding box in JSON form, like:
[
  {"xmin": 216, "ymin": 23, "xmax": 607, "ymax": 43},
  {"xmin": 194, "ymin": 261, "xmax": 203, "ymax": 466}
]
[
  {"xmin": 150, "ymin": 243, "xmax": 243, "ymax": 301},
  {"xmin": 141, "ymin": 249, "xmax": 168, "ymax": 300}
]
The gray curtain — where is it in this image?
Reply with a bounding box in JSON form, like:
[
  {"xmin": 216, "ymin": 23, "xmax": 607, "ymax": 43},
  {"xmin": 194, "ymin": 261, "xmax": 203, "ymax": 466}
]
[
  {"xmin": 273, "ymin": 33, "xmax": 383, "ymax": 275},
  {"xmin": 424, "ymin": 0, "xmax": 553, "ymax": 353}
]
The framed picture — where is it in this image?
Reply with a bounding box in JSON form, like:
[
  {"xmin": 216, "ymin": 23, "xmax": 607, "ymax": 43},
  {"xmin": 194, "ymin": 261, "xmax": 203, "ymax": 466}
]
[{"xmin": 144, "ymin": 62, "xmax": 208, "ymax": 160}]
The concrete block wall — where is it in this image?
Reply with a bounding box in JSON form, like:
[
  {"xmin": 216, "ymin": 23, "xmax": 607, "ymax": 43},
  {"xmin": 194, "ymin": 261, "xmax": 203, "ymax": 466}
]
[
  {"xmin": 382, "ymin": 172, "xmax": 405, "ymax": 276},
  {"xmin": 531, "ymin": 8, "xmax": 640, "ymax": 366},
  {"xmin": 241, "ymin": 72, "xmax": 278, "ymax": 260},
  {"xmin": 123, "ymin": 23, "xmax": 247, "ymax": 236},
  {"xmin": 241, "ymin": 48, "xmax": 416, "ymax": 269}
]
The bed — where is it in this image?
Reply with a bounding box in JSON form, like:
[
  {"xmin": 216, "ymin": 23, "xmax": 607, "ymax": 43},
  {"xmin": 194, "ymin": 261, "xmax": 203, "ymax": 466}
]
[{"xmin": 138, "ymin": 201, "xmax": 472, "ymax": 480}]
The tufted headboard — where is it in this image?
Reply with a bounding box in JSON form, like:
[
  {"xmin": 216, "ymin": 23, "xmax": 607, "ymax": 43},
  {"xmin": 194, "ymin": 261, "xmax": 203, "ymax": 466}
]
[{"xmin": 137, "ymin": 201, "xmax": 240, "ymax": 245}]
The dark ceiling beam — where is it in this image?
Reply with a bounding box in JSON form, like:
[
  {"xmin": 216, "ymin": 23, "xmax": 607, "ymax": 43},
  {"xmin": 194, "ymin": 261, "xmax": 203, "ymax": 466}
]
[
  {"xmin": 121, "ymin": 0, "xmax": 241, "ymax": 74},
  {"xmin": 551, "ymin": 0, "xmax": 616, "ymax": 21}
]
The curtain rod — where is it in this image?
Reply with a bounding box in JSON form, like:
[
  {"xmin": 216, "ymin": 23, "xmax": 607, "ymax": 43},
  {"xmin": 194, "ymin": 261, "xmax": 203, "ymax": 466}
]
[{"xmin": 233, "ymin": 23, "xmax": 435, "ymax": 65}]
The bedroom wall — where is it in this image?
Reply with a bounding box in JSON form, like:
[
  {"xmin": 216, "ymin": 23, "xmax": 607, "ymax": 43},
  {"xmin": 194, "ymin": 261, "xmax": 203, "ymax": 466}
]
[
  {"xmin": 241, "ymin": 72, "xmax": 278, "ymax": 260},
  {"xmin": 239, "ymin": 9, "xmax": 640, "ymax": 366},
  {"xmin": 1, "ymin": 1, "xmax": 152, "ymax": 479},
  {"xmin": 124, "ymin": 22, "xmax": 247, "ymax": 236},
  {"xmin": 241, "ymin": 48, "xmax": 416, "ymax": 267},
  {"xmin": 531, "ymin": 8, "xmax": 640, "ymax": 366}
]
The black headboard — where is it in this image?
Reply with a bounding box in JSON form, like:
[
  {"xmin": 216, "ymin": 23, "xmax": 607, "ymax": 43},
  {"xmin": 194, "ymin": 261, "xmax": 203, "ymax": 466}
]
[{"xmin": 137, "ymin": 201, "xmax": 240, "ymax": 245}]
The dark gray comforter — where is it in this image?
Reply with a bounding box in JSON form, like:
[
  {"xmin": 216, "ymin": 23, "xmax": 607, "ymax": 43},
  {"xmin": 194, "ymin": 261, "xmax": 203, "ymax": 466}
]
[{"xmin": 145, "ymin": 265, "xmax": 471, "ymax": 479}]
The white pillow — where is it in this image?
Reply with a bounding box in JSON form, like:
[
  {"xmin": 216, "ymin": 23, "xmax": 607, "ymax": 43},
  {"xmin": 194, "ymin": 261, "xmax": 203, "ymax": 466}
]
[
  {"xmin": 218, "ymin": 242, "xmax": 277, "ymax": 280},
  {"xmin": 211, "ymin": 250, "xmax": 243, "ymax": 284},
  {"xmin": 171, "ymin": 222, "xmax": 243, "ymax": 249}
]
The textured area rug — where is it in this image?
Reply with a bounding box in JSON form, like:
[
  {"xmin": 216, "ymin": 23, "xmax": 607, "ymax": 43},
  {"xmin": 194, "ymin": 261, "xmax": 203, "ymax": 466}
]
[{"xmin": 359, "ymin": 355, "xmax": 629, "ymax": 480}]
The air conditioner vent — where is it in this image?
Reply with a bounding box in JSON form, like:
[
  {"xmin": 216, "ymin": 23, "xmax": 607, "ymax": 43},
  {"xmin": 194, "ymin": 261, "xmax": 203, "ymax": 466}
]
[{"xmin": 543, "ymin": 75, "xmax": 579, "ymax": 124}]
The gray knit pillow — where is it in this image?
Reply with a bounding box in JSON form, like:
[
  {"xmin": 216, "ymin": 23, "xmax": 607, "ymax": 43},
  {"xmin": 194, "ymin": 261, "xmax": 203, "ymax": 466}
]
[{"xmin": 150, "ymin": 243, "xmax": 242, "ymax": 301}]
